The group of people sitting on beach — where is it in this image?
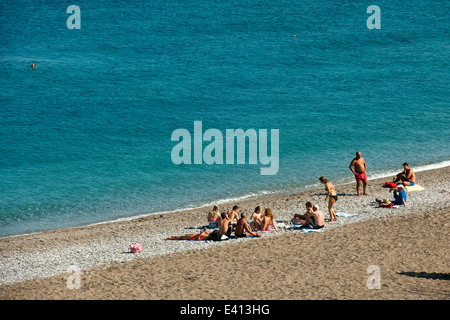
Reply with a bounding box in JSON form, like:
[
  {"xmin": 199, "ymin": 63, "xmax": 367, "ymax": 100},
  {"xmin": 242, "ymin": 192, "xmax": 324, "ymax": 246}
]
[
  {"xmin": 209, "ymin": 205, "xmax": 281, "ymax": 237},
  {"xmin": 167, "ymin": 155, "xmax": 416, "ymax": 241},
  {"xmin": 166, "ymin": 202, "xmax": 323, "ymax": 241}
]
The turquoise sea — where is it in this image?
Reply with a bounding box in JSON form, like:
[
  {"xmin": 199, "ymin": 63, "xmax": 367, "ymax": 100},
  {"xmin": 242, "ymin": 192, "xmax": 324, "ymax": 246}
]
[{"xmin": 0, "ymin": 1, "xmax": 449, "ymax": 237}]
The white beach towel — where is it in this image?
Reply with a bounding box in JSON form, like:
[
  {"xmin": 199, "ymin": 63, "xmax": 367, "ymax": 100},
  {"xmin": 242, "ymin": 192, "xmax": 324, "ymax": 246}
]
[{"xmin": 336, "ymin": 212, "xmax": 358, "ymax": 218}]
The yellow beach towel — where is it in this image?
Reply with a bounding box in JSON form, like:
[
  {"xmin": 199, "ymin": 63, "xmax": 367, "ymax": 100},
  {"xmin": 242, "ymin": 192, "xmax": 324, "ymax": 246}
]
[{"xmin": 406, "ymin": 184, "xmax": 424, "ymax": 192}]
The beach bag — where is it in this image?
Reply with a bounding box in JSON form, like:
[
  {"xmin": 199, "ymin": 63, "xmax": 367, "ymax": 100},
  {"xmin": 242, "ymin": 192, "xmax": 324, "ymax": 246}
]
[
  {"xmin": 129, "ymin": 243, "xmax": 143, "ymax": 253},
  {"xmin": 211, "ymin": 229, "xmax": 221, "ymax": 241}
]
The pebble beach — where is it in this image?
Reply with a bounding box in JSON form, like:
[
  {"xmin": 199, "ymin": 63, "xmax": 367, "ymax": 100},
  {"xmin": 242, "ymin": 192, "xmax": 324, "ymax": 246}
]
[{"xmin": 1, "ymin": 166, "xmax": 449, "ymax": 300}]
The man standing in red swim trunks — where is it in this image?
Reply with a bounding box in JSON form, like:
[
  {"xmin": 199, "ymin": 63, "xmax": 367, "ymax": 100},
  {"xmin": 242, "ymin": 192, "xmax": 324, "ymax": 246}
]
[{"xmin": 349, "ymin": 151, "xmax": 368, "ymax": 196}]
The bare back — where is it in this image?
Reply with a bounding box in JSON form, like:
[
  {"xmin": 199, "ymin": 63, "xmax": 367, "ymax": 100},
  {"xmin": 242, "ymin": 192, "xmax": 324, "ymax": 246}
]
[
  {"xmin": 311, "ymin": 210, "xmax": 325, "ymax": 226},
  {"xmin": 219, "ymin": 218, "xmax": 230, "ymax": 235}
]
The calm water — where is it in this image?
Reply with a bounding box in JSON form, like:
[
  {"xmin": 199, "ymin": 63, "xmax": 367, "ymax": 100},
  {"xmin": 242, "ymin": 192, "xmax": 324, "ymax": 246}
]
[{"xmin": 0, "ymin": 0, "xmax": 449, "ymax": 237}]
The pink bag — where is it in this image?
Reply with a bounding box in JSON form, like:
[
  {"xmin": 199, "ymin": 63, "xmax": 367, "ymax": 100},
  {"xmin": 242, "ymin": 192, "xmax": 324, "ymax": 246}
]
[{"xmin": 129, "ymin": 243, "xmax": 143, "ymax": 253}]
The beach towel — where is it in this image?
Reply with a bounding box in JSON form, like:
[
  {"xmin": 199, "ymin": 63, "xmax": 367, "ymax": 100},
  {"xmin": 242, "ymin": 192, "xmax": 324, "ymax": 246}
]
[
  {"xmin": 286, "ymin": 222, "xmax": 324, "ymax": 232},
  {"xmin": 336, "ymin": 212, "xmax": 358, "ymax": 218},
  {"xmin": 405, "ymin": 184, "xmax": 424, "ymax": 192},
  {"xmin": 299, "ymin": 228, "xmax": 323, "ymax": 233}
]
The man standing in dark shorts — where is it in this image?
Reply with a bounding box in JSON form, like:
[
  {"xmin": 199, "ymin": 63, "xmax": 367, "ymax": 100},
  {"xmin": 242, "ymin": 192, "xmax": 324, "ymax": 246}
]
[{"xmin": 349, "ymin": 151, "xmax": 368, "ymax": 196}]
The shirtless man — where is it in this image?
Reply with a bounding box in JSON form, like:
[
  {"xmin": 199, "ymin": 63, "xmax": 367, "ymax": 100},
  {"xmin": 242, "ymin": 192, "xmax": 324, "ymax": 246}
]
[
  {"xmin": 393, "ymin": 163, "xmax": 416, "ymax": 186},
  {"xmin": 291, "ymin": 202, "xmax": 313, "ymax": 225},
  {"xmin": 308, "ymin": 205, "xmax": 325, "ymax": 229},
  {"xmin": 349, "ymin": 151, "xmax": 368, "ymax": 196},
  {"xmin": 235, "ymin": 213, "xmax": 260, "ymax": 238},
  {"xmin": 227, "ymin": 205, "xmax": 239, "ymax": 225},
  {"xmin": 218, "ymin": 212, "xmax": 231, "ymax": 236}
]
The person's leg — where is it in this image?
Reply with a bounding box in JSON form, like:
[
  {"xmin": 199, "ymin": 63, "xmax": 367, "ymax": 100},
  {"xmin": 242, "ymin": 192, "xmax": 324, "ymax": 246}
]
[
  {"xmin": 356, "ymin": 179, "xmax": 361, "ymax": 196},
  {"xmin": 328, "ymin": 197, "xmax": 337, "ymax": 221},
  {"xmin": 363, "ymin": 180, "xmax": 368, "ymax": 195}
]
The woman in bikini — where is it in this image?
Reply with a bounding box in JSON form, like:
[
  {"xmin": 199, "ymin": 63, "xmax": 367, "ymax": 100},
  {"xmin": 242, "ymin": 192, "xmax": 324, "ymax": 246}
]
[
  {"xmin": 207, "ymin": 204, "xmax": 220, "ymax": 228},
  {"xmin": 260, "ymin": 208, "xmax": 279, "ymax": 231},
  {"xmin": 166, "ymin": 230, "xmax": 211, "ymax": 241},
  {"xmin": 319, "ymin": 176, "xmax": 338, "ymax": 222}
]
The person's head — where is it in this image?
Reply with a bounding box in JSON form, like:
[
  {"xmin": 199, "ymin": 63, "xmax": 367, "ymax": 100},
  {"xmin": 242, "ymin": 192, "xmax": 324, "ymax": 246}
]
[
  {"xmin": 397, "ymin": 184, "xmax": 405, "ymax": 191},
  {"xmin": 264, "ymin": 208, "xmax": 273, "ymax": 219},
  {"xmin": 254, "ymin": 206, "xmax": 261, "ymax": 213},
  {"xmin": 319, "ymin": 176, "xmax": 327, "ymax": 184},
  {"xmin": 312, "ymin": 204, "xmax": 319, "ymax": 211},
  {"xmin": 221, "ymin": 212, "xmax": 227, "ymax": 219},
  {"xmin": 403, "ymin": 162, "xmax": 409, "ymax": 169},
  {"xmin": 305, "ymin": 201, "xmax": 313, "ymax": 210},
  {"xmin": 232, "ymin": 205, "xmax": 239, "ymax": 212},
  {"xmin": 240, "ymin": 213, "xmax": 246, "ymax": 219},
  {"xmin": 356, "ymin": 151, "xmax": 361, "ymax": 158},
  {"xmin": 213, "ymin": 204, "xmax": 219, "ymax": 212}
]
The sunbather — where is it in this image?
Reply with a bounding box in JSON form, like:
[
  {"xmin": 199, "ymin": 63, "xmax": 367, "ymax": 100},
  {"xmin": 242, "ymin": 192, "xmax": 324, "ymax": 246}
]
[
  {"xmin": 166, "ymin": 229, "xmax": 211, "ymax": 241},
  {"xmin": 260, "ymin": 208, "xmax": 279, "ymax": 231},
  {"xmin": 393, "ymin": 163, "xmax": 415, "ymax": 186},
  {"xmin": 291, "ymin": 201, "xmax": 313, "ymax": 226},
  {"xmin": 219, "ymin": 212, "xmax": 232, "ymax": 236},
  {"xmin": 309, "ymin": 205, "xmax": 325, "ymax": 229},
  {"xmin": 207, "ymin": 204, "xmax": 220, "ymax": 228},
  {"xmin": 377, "ymin": 184, "xmax": 407, "ymax": 206},
  {"xmin": 235, "ymin": 213, "xmax": 260, "ymax": 237},
  {"xmin": 227, "ymin": 205, "xmax": 239, "ymax": 225}
]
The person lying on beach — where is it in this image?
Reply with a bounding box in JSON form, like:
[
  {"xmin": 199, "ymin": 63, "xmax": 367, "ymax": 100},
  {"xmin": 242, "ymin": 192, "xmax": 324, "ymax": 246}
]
[
  {"xmin": 393, "ymin": 163, "xmax": 416, "ymax": 186},
  {"xmin": 377, "ymin": 184, "xmax": 407, "ymax": 206},
  {"xmin": 219, "ymin": 212, "xmax": 232, "ymax": 236},
  {"xmin": 250, "ymin": 206, "xmax": 263, "ymax": 231},
  {"xmin": 166, "ymin": 230, "xmax": 211, "ymax": 241},
  {"xmin": 349, "ymin": 151, "xmax": 368, "ymax": 196},
  {"xmin": 319, "ymin": 176, "xmax": 338, "ymax": 222},
  {"xmin": 207, "ymin": 205, "xmax": 220, "ymax": 228},
  {"xmin": 260, "ymin": 208, "xmax": 279, "ymax": 231},
  {"xmin": 235, "ymin": 213, "xmax": 260, "ymax": 238},
  {"xmin": 227, "ymin": 205, "xmax": 239, "ymax": 225},
  {"xmin": 291, "ymin": 202, "xmax": 313, "ymax": 225}
]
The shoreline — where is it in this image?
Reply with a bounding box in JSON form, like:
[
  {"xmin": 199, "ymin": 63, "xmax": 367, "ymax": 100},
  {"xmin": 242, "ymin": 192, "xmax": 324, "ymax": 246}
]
[
  {"xmin": 2, "ymin": 159, "xmax": 449, "ymax": 240},
  {"xmin": 0, "ymin": 166, "xmax": 449, "ymax": 299}
]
